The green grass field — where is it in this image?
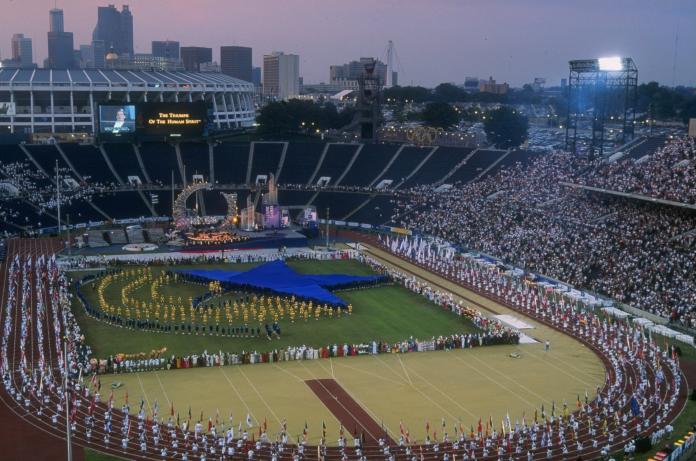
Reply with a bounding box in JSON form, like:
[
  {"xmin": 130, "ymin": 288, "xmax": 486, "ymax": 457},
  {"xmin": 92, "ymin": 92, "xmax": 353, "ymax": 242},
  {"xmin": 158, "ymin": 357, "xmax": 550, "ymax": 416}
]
[{"xmin": 70, "ymin": 259, "xmax": 479, "ymax": 358}]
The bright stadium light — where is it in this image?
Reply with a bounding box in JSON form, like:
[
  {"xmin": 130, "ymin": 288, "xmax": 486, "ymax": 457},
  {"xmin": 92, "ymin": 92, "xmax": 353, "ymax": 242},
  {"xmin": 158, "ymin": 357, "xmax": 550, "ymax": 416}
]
[{"xmin": 598, "ymin": 56, "xmax": 623, "ymax": 71}]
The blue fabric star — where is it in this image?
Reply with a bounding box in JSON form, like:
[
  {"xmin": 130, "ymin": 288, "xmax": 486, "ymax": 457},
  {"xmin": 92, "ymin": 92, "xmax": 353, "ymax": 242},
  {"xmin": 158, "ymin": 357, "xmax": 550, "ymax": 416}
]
[{"xmin": 177, "ymin": 259, "xmax": 386, "ymax": 307}]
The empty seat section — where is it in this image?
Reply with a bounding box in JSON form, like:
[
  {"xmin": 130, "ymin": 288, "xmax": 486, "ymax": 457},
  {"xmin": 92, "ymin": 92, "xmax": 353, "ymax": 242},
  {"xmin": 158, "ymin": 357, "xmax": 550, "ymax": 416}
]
[
  {"xmin": 378, "ymin": 146, "xmax": 430, "ymax": 184},
  {"xmin": 60, "ymin": 143, "xmax": 117, "ymax": 184},
  {"xmin": 347, "ymin": 195, "xmax": 396, "ymax": 225},
  {"xmin": 310, "ymin": 192, "xmax": 368, "ymax": 221},
  {"xmin": 60, "ymin": 198, "xmax": 104, "ymax": 223},
  {"xmin": 26, "ymin": 145, "xmax": 69, "ymax": 174},
  {"xmin": 180, "ymin": 142, "xmax": 210, "ymax": 181},
  {"xmin": 150, "ymin": 189, "xmax": 173, "ymax": 217},
  {"xmin": 201, "ymin": 189, "xmax": 229, "ymax": 216},
  {"xmin": 276, "ymin": 143, "xmax": 323, "ymax": 184},
  {"xmin": 312, "ymin": 144, "xmax": 357, "ymax": 185},
  {"xmin": 339, "ymin": 144, "xmax": 397, "ymax": 186},
  {"xmin": 140, "ymin": 143, "xmax": 180, "ymax": 184},
  {"xmin": 91, "ymin": 191, "xmax": 152, "ymax": 219},
  {"xmin": 403, "ymin": 147, "xmax": 471, "ymax": 187},
  {"xmin": 104, "ymin": 143, "xmax": 143, "ymax": 183},
  {"xmin": 213, "ymin": 142, "xmax": 249, "ymax": 185},
  {"xmin": 0, "ymin": 144, "xmax": 32, "ymax": 163},
  {"xmin": 448, "ymin": 150, "xmax": 505, "ymax": 184},
  {"xmin": 277, "ymin": 190, "xmax": 315, "ymax": 207},
  {"xmin": 250, "ymin": 143, "xmax": 283, "ymax": 179},
  {"xmin": 0, "ymin": 198, "xmax": 56, "ymax": 229}
]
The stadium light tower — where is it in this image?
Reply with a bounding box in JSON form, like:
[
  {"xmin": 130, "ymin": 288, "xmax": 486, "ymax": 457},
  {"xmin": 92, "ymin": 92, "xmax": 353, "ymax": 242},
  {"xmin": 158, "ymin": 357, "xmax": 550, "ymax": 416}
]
[{"xmin": 565, "ymin": 57, "xmax": 638, "ymax": 159}]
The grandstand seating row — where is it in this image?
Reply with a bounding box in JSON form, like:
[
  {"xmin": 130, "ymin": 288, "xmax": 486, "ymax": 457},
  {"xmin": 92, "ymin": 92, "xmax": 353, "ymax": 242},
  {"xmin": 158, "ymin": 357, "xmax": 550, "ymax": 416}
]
[
  {"xmin": 0, "ymin": 141, "xmax": 517, "ymax": 231},
  {"xmin": 11, "ymin": 141, "xmax": 511, "ymax": 189}
]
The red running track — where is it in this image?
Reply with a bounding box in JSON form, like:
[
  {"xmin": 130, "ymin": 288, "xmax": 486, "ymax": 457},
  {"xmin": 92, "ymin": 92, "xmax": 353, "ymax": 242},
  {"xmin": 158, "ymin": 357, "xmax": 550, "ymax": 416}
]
[{"xmin": 305, "ymin": 378, "xmax": 395, "ymax": 446}]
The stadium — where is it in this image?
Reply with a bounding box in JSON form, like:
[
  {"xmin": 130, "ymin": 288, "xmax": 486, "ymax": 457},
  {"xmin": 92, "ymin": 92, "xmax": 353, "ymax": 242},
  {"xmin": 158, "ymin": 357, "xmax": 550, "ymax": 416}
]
[
  {"xmin": 0, "ymin": 68, "xmax": 256, "ymax": 134},
  {"xmin": 0, "ymin": 123, "xmax": 694, "ymax": 460},
  {"xmin": 0, "ymin": 5, "xmax": 695, "ymax": 461}
]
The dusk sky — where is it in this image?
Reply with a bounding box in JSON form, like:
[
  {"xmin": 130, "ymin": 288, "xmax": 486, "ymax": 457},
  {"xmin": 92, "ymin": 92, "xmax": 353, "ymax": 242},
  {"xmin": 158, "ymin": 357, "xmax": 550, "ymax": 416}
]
[{"xmin": 1, "ymin": 0, "xmax": 694, "ymax": 87}]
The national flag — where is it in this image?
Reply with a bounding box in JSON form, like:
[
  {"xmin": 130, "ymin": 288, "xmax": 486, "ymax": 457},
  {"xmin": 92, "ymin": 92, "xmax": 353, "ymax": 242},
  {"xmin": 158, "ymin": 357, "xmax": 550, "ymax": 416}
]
[
  {"xmin": 426, "ymin": 420, "xmax": 430, "ymax": 435},
  {"xmin": 124, "ymin": 391, "xmax": 128, "ymax": 405},
  {"xmin": 246, "ymin": 413, "xmax": 253, "ymax": 428},
  {"xmin": 171, "ymin": 402, "xmax": 175, "ymax": 417},
  {"xmin": 476, "ymin": 418, "xmax": 482, "ymax": 435},
  {"xmin": 322, "ymin": 420, "xmax": 326, "ymax": 439}
]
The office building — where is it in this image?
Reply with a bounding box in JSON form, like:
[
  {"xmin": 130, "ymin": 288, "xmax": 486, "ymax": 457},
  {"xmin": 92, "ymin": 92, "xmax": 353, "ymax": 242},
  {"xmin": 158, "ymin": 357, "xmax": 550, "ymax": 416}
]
[
  {"xmin": 152, "ymin": 40, "xmax": 180, "ymax": 60},
  {"xmin": 11, "ymin": 34, "xmax": 33, "ymax": 68},
  {"xmin": 93, "ymin": 4, "xmax": 133, "ymax": 57},
  {"xmin": 49, "ymin": 8, "xmax": 64, "ymax": 33},
  {"xmin": 329, "ymin": 57, "xmax": 390, "ymax": 90},
  {"xmin": 251, "ymin": 66, "xmax": 262, "ymax": 87},
  {"xmin": 479, "ymin": 76, "xmax": 509, "ymax": 95},
  {"xmin": 47, "ymin": 9, "xmax": 74, "ymax": 68},
  {"xmin": 263, "ymin": 52, "xmax": 299, "ymax": 100},
  {"xmin": 181, "ymin": 46, "xmax": 213, "ymax": 72},
  {"xmin": 221, "ymin": 46, "xmax": 252, "ymax": 82}
]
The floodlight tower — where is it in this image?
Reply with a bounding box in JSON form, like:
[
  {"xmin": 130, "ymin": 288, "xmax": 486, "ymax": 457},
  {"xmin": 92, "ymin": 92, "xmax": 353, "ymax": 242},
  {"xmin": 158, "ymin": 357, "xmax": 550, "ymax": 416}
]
[{"xmin": 565, "ymin": 57, "xmax": 638, "ymax": 159}]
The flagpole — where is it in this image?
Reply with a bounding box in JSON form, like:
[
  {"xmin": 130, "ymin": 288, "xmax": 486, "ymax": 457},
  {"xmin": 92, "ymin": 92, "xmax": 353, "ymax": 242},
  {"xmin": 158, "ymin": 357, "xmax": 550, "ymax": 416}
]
[
  {"xmin": 56, "ymin": 159, "xmax": 61, "ymax": 234},
  {"xmin": 63, "ymin": 336, "xmax": 73, "ymax": 461}
]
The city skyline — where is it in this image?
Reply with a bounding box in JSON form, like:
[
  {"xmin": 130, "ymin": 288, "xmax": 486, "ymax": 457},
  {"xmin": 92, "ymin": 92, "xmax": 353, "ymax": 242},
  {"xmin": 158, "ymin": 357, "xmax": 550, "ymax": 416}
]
[{"xmin": 0, "ymin": 0, "xmax": 694, "ymax": 87}]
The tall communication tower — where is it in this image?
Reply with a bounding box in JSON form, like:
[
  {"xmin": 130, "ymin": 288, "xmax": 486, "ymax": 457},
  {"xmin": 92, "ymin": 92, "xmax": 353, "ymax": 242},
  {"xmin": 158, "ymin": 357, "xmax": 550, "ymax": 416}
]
[{"xmin": 386, "ymin": 40, "xmax": 395, "ymax": 88}]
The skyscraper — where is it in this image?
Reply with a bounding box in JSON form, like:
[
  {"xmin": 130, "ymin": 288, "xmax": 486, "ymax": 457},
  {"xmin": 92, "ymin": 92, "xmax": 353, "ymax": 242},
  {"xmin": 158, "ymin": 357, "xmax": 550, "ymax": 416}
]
[
  {"xmin": 11, "ymin": 34, "xmax": 33, "ymax": 68},
  {"xmin": 263, "ymin": 52, "xmax": 299, "ymax": 100},
  {"xmin": 47, "ymin": 8, "xmax": 74, "ymax": 68},
  {"xmin": 252, "ymin": 67, "xmax": 262, "ymax": 87},
  {"xmin": 152, "ymin": 40, "xmax": 180, "ymax": 60},
  {"xmin": 93, "ymin": 4, "xmax": 133, "ymax": 57},
  {"xmin": 181, "ymin": 47, "xmax": 213, "ymax": 72},
  {"xmin": 221, "ymin": 46, "xmax": 252, "ymax": 82},
  {"xmin": 49, "ymin": 8, "xmax": 64, "ymax": 33},
  {"xmin": 92, "ymin": 40, "xmax": 106, "ymax": 68}
]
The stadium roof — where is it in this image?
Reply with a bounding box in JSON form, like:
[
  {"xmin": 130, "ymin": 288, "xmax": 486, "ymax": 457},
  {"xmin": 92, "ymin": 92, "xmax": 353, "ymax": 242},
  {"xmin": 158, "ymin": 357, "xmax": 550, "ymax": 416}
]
[{"xmin": 0, "ymin": 68, "xmax": 253, "ymax": 89}]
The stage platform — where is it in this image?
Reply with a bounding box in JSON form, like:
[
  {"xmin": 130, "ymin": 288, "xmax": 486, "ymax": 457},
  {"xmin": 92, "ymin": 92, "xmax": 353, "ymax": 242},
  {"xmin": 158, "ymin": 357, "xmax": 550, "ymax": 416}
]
[{"xmin": 68, "ymin": 228, "xmax": 309, "ymax": 256}]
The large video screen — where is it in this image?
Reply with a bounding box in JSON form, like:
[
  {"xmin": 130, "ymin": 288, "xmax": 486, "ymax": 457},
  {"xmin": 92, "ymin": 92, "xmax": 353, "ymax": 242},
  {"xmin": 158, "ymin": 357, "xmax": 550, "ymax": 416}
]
[
  {"xmin": 99, "ymin": 105, "xmax": 136, "ymax": 134},
  {"xmin": 137, "ymin": 102, "xmax": 207, "ymax": 138}
]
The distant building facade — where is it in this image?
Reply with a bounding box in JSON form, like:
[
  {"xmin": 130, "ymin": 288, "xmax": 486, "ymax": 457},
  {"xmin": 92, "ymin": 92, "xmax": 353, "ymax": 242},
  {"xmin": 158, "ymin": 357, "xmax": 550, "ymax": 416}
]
[
  {"xmin": 263, "ymin": 52, "xmax": 299, "ymax": 100},
  {"xmin": 181, "ymin": 46, "xmax": 212, "ymax": 72},
  {"xmin": 152, "ymin": 40, "xmax": 180, "ymax": 60},
  {"xmin": 11, "ymin": 34, "xmax": 33, "ymax": 68},
  {"xmin": 479, "ymin": 76, "xmax": 509, "ymax": 94},
  {"xmin": 330, "ymin": 57, "xmax": 389, "ymax": 87},
  {"xmin": 221, "ymin": 46, "xmax": 252, "ymax": 82},
  {"xmin": 92, "ymin": 4, "xmax": 133, "ymax": 57}
]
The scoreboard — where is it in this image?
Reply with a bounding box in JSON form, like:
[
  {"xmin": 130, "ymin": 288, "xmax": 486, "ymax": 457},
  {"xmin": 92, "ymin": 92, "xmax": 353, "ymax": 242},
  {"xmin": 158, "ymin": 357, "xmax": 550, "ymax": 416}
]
[
  {"xmin": 98, "ymin": 102, "xmax": 209, "ymax": 141},
  {"xmin": 136, "ymin": 102, "xmax": 207, "ymax": 138}
]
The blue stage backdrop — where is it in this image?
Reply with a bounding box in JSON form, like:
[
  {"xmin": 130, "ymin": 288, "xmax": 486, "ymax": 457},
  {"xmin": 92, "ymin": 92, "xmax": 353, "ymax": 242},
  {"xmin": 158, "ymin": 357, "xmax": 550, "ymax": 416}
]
[{"xmin": 177, "ymin": 260, "xmax": 387, "ymax": 307}]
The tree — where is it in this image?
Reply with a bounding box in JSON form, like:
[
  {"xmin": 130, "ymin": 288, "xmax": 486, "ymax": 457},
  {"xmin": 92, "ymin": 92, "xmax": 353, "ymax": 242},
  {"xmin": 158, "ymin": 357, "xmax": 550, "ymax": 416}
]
[
  {"xmin": 433, "ymin": 83, "xmax": 467, "ymax": 103},
  {"xmin": 383, "ymin": 85, "xmax": 431, "ymax": 103},
  {"xmin": 483, "ymin": 106, "xmax": 529, "ymax": 149},
  {"xmin": 256, "ymin": 100, "xmax": 353, "ymax": 137},
  {"xmin": 420, "ymin": 102, "xmax": 460, "ymax": 129}
]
